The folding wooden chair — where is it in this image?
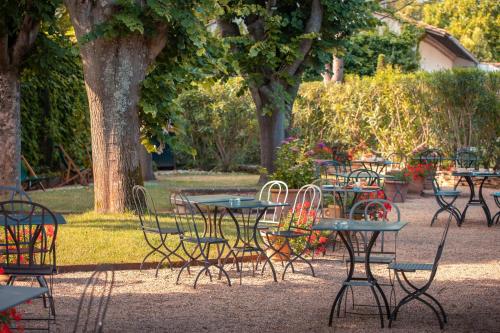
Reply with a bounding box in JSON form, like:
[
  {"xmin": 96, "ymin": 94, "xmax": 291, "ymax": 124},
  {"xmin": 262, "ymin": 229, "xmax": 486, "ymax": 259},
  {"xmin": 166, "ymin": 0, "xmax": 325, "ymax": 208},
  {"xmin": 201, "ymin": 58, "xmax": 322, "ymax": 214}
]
[
  {"xmin": 55, "ymin": 145, "xmax": 91, "ymax": 186},
  {"xmin": 21, "ymin": 155, "xmax": 47, "ymax": 191}
]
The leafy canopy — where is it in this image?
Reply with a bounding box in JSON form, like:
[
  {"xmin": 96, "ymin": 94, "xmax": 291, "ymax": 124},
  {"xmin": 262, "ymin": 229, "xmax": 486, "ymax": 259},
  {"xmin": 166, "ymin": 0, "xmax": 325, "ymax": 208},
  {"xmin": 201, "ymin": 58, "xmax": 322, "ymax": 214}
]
[{"xmin": 217, "ymin": 0, "xmax": 377, "ymax": 87}]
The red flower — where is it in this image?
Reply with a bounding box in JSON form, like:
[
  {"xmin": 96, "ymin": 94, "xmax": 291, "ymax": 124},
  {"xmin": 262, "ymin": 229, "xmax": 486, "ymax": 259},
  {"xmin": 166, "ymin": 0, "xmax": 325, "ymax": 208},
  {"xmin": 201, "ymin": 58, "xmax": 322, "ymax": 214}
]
[
  {"xmin": 319, "ymin": 236, "xmax": 328, "ymax": 244},
  {"xmin": 0, "ymin": 268, "xmax": 4, "ymax": 275},
  {"xmin": 0, "ymin": 323, "xmax": 12, "ymax": 333}
]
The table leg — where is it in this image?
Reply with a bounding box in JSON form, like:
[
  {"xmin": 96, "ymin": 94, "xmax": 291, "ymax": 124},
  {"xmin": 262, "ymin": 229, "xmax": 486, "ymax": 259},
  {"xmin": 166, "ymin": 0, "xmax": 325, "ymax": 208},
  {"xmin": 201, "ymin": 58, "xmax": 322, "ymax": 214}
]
[
  {"xmin": 329, "ymin": 230, "xmax": 354, "ymax": 326},
  {"xmin": 459, "ymin": 176, "xmax": 475, "ymax": 226},
  {"xmin": 366, "ymin": 231, "xmax": 390, "ymax": 323},
  {"xmin": 253, "ymin": 209, "xmax": 278, "ymax": 282},
  {"xmin": 479, "ymin": 177, "xmax": 493, "ymax": 227}
]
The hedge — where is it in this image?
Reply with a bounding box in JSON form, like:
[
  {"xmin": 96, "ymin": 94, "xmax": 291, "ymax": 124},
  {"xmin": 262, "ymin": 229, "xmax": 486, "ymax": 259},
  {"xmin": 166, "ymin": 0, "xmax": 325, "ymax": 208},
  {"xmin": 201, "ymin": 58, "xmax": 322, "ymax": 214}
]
[{"xmin": 293, "ymin": 68, "xmax": 500, "ymax": 167}]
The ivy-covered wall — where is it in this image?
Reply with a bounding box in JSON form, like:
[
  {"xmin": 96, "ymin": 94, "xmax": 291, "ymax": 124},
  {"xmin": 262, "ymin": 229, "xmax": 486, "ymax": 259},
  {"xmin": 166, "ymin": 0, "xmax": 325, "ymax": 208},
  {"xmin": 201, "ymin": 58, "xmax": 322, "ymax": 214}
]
[
  {"xmin": 294, "ymin": 68, "xmax": 500, "ymax": 167},
  {"xmin": 20, "ymin": 33, "xmax": 90, "ymax": 173}
]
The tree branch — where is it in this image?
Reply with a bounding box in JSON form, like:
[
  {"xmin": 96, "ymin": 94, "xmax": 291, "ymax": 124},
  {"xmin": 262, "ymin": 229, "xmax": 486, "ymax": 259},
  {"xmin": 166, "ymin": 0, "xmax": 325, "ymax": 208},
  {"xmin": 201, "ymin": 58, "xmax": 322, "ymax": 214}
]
[
  {"xmin": 11, "ymin": 15, "xmax": 40, "ymax": 67},
  {"xmin": 283, "ymin": 0, "xmax": 323, "ymax": 77},
  {"xmin": 147, "ymin": 23, "xmax": 168, "ymax": 64}
]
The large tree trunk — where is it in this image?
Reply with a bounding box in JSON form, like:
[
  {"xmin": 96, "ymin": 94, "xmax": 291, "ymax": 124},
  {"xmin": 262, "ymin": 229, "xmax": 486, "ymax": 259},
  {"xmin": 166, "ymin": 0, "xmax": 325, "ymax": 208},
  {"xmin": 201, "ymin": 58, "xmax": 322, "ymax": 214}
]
[
  {"xmin": 332, "ymin": 56, "xmax": 344, "ymax": 83},
  {"xmin": 65, "ymin": 0, "xmax": 167, "ymax": 213},
  {"xmin": 81, "ymin": 36, "xmax": 147, "ymax": 212},
  {"xmin": 140, "ymin": 144, "xmax": 155, "ymax": 181},
  {"xmin": 0, "ymin": 70, "xmax": 21, "ymax": 188}
]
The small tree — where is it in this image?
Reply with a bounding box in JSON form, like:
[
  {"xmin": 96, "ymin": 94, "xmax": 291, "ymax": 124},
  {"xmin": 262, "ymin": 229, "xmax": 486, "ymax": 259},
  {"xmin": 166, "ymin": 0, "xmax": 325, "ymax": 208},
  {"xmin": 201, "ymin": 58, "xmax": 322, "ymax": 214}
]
[
  {"xmin": 0, "ymin": 0, "xmax": 60, "ymax": 188},
  {"xmin": 216, "ymin": 0, "xmax": 375, "ymax": 178}
]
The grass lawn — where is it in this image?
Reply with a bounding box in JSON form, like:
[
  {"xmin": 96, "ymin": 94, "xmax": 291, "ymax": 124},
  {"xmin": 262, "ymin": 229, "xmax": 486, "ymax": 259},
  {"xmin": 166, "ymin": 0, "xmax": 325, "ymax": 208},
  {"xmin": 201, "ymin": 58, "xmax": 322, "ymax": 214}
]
[{"xmin": 29, "ymin": 172, "xmax": 260, "ymax": 266}]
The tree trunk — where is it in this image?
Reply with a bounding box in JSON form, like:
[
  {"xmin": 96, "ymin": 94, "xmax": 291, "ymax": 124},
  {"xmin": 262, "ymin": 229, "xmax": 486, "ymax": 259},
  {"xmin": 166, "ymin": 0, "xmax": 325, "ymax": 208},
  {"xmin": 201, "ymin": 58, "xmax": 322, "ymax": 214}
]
[
  {"xmin": 322, "ymin": 62, "xmax": 332, "ymax": 83},
  {"xmin": 332, "ymin": 56, "xmax": 344, "ymax": 83},
  {"xmin": 80, "ymin": 37, "xmax": 148, "ymax": 212},
  {"xmin": 0, "ymin": 70, "xmax": 21, "ymax": 188},
  {"xmin": 140, "ymin": 144, "xmax": 155, "ymax": 181}
]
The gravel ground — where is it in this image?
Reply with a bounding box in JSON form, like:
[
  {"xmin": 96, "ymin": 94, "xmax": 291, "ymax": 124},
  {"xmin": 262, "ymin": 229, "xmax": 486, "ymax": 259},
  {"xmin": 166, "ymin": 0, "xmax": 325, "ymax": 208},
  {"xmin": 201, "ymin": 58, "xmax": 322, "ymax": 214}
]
[{"xmin": 15, "ymin": 187, "xmax": 500, "ymax": 332}]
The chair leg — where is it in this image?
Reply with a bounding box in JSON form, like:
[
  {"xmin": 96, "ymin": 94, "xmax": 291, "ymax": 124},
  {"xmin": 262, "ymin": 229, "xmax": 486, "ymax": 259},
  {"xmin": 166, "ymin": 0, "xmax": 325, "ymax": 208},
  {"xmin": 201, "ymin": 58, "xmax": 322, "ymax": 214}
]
[{"xmin": 493, "ymin": 212, "xmax": 500, "ymax": 225}]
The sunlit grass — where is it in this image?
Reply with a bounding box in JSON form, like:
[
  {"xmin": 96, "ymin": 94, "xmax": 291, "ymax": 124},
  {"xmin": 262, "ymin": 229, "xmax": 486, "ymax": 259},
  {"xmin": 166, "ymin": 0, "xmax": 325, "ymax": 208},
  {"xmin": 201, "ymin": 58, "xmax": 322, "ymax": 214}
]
[{"xmin": 29, "ymin": 173, "xmax": 259, "ymax": 265}]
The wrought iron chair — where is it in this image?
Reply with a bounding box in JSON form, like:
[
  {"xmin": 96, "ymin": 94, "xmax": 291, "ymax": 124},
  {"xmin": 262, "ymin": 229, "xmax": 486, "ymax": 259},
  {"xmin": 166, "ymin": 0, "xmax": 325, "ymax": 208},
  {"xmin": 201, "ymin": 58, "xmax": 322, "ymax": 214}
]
[
  {"xmin": 132, "ymin": 185, "xmax": 184, "ymax": 277},
  {"xmin": 385, "ymin": 152, "xmax": 407, "ymax": 171},
  {"xmin": 492, "ymin": 192, "xmax": 500, "ymax": 225},
  {"xmin": 264, "ymin": 184, "xmax": 322, "ymax": 279},
  {"xmin": 430, "ymin": 176, "xmax": 461, "ymax": 226},
  {"xmin": 417, "ymin": 148, "xmax": 443, "ymax": 170},
  {"xmin": 256, "ymin": 180, "xmax": 288, "ymax": 230},
  {"xmin": 454, "ymin": 149, "xmax": 479, "ymax": 189},
  {"xmin": 73, "ymin": 266, "xmax": 114, "ymax": 333},
  {"xmin": 347, "ymin": 168, "xmax": 381, "ymax": 187},
  {"xmin": 172, "ymin": 193, "xmax": 231, "ymax": 288},
  {"xmin": 344, "ymin": 199, "xmax": 401, "ymax": 310},
  {"xmin": 389, "ymin": 212, "xmax": 453, "ymax": 329},
  {"xmin": 0, "ymin": 200, "xmax": 59, "ymax": 320},
  {"xmin": 318, "ymin": 160, "xmax": 349, "ymax": 184}
]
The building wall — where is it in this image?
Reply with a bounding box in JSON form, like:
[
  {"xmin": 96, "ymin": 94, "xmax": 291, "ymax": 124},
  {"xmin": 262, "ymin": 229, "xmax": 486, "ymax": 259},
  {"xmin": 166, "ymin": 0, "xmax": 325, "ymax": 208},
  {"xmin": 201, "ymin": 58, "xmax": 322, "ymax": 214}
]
[{"xmin": 419, "ymin": 39, "xmax": 454, "ymax": 71}]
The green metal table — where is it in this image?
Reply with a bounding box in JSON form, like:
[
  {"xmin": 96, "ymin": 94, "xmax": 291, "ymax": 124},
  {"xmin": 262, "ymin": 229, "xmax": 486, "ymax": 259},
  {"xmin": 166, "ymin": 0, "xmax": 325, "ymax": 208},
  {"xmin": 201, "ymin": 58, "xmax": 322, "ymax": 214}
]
[
  {"xmin": 0, "ymin": 285, "xmax": 48, "ymax": 311},
  {"xmin": 186, "ymin": 195, "xmax": 288, "ymax": 283},
  {"xmin": 452, "ymin": 171, "xmax": 500, "ymax": 227},
  {"xmin": 313, "ymin": 220, "xmax": 409, "ymax": 328}
]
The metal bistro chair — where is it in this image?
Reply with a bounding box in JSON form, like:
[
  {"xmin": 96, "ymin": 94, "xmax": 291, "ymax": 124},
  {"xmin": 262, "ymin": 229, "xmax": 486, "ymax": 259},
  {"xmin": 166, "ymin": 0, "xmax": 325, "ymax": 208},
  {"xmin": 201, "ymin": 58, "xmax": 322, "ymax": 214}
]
[
  {"xmin": 264, "ymin": 184, "xmax": 322, "ymax": 279},
  {"xmin": 172, "ymin": 193, "xmax": 231, "ymax": 288},
  {"xmin": 347, "ymin": 169, "xmax": 382, "ymax": 209},
  {"xmin": 256, "ymin": 180, "xmax": 288, "ymax": 230},
  {"xmin": 492, "ymin": 192, "xmax": 500, "ymax": 225},
  {"xmin": 0, "ymin": 200, "xmax": 59, "ymax": 321},
  {"xmin": 132, "ymin": 186, "xmax": 184, "ymax": 277},
  {"xmin": 318, "ymin": 160, "xmax": 349, "ymax": 184},
  {"xmin": 430, "ymin": 176, "xmax": 462, "ymax": 226},
  {"xmin": 344, "ymin": 199, "xmax": 401, "ymax": 311},
  {"xmin": 454, "ymin": 149, "xmax": 479, "ymax": 189},
  {"xmin": 417, "ymin": 148, "xmax": 443, "ymax": 170},
  {"xmin": 389, "ymin": 212, "xmax": 453, "ymax": 329}
]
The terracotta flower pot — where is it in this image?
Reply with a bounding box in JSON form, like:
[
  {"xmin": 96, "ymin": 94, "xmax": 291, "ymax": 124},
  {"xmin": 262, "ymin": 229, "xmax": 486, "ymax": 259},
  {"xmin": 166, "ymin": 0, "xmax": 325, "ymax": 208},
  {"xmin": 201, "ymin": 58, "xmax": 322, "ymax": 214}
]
[
  {"xmin": 323, "ymin": 204, "xmax": 342, "ymax": 219},
  {"xmin": 408, "ymin": 177, "xmax": 424, "ymax": 194},
  {"xmin": 262, "ymin": 233, "xmax": 292, "ymax": 262},
  {"xmin": 384, "ymin": 180, "xmax": 409, "ymax": 203}
]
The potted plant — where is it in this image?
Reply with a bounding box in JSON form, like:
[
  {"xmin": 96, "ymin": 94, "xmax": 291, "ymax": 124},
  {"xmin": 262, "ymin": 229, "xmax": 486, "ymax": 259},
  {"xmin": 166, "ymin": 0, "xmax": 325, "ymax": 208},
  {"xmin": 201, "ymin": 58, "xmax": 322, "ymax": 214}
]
[
  {"xmin": 406, "ymin": 163, "xmax": 433, "ymax": 194},
  {"xmin": 384, "ymin": 169, "xmax": 411, "ymax": 202},
  {"xmin": 270, "ymin": 137, "xmax": 317, "ymax": 204}
]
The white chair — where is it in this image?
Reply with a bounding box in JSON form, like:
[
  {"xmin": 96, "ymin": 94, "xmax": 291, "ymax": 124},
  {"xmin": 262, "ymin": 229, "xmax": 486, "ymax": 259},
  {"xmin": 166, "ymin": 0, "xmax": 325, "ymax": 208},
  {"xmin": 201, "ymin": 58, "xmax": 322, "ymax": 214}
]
[{"xmin": 257, "ymin": 180, "xmax": 288, "ymax": 230}]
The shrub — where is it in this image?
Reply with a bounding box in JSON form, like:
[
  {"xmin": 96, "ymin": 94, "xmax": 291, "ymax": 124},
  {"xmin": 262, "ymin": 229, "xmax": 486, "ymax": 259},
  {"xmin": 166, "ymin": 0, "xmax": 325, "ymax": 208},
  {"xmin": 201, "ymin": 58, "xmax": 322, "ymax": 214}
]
[
  {"xmin": 293, "ymin": 68, "xmax": 500, "ymax": 166},
  {"xmin": 174, "ymin": 78, "xmax": 260, "ymax": 171}
]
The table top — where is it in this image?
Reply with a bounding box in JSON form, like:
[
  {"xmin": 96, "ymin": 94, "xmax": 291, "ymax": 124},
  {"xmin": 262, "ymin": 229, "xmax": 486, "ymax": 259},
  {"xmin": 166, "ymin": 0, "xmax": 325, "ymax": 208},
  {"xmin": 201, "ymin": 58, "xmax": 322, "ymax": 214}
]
[
  {"xmin": 312, "ymin": 219, "xmax": 408, "ymax": 232},
  {"xmin": 191, "ymin": 197, "xmax": 289, "ymax": 209},
  {"xmin": 334, "ymin": 172, "xmax": 394, "ymax": 179},
  {"xmin": 352, "ymin": 159, "xmax": 397, "ymax": 165},
  {"xmin": 0, "ymin": 286, "xmax": 48, "ymax": 311},
  {"xmin": 186, "ymin": 195, "xmax": 255, "ymax": 204},
  {"xmin": 452, "ymin": 171, "xmax": 500, "ymax": 177},
  {"xmin": 0, "ymin": 213, "xmax": 66, "ymax": 226},
  {"xmin": 321, "ymin": 185, "xmax": 379, "ymax": 193}
]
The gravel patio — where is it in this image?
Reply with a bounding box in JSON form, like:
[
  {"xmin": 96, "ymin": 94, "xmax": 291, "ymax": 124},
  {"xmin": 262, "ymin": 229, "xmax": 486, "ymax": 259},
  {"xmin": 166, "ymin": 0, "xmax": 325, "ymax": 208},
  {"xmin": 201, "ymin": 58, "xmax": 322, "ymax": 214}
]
[{"xmin": 16, "ymin": 187, "xmax": 500, "ymax": 332}]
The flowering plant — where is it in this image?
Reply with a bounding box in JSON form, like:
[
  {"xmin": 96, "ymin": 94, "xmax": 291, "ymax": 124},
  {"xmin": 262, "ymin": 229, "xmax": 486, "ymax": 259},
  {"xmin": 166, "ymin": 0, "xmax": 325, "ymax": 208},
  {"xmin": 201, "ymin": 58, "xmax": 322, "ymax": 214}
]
[
  {"xmin": 388, "ymin": 169, "xmax": 412, "ymax": 183},
  {"xmin": 406, "ymin": 163, "xmax": 433, "ymax": 180},
  {"xmin": 271, "ymin": 137, "xmax": 317, "ymax": 189},
  {"xmin": 311, "ymin": 140, "xmax": 333, "ymax": 160},
  {"xmin": 276, "ymin": 201, "xmax": 330, "ymax": 256}
]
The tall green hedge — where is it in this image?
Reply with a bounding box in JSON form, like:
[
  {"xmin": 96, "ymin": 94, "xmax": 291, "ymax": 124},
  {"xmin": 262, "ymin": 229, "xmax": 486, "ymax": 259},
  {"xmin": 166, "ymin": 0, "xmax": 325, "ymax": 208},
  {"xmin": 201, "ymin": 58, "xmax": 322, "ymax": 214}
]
[
  {"xmin": 293, "ymin": 68, "xmax": 500, "ymax": 166},
  {"xmin": 20, "ymin": 34, "xmax": 90, "ymax": 173}
]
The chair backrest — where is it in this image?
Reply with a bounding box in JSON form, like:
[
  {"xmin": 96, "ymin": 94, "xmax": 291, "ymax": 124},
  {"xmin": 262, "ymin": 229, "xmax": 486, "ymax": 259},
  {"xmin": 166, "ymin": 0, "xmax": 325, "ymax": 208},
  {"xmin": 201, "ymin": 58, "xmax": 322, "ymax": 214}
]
[
  {"xmin": 171, "ymin": 192, "xmax": 204, "ymax": 241},
  {"xmin": 349, "ymin": 199, "xmax": 400, "ymax": 255},
  {"xmin": 132, "ymin": 185, "xmax": 161, "ymax": 232},
  {"xmin": 318, "ymin": 160, "xmax": 348, "ymax": 181},
  {"xmin": 0, "ymin": 200, "xmax": 58, "ymax": 270},
  {"xmin": 386, "ymin": 152, "xmax": 407, "ymax": 170},
  {"xmin": 349, "ymin": 199, "xmax": 401, "ymax": 222},
  {"xmin": 288, "ymin": 184, "xmax": 322, "ymax": 232},
  {"xmin": 258, "ymin": 180, "xmax": 288, "ymax": 225},
  {"xmin": 428, "ymin": 212, "xmax": 453, "ymax": 282},
  {"xmin": 347, "ymin": 168, "xmax": 381, "ymax": 187},
  {"xmin": 418, "ymin": 148, "xmax": 443, "ymax": 170},
  {"xmin": 455, "ymin": 150, "xmax": 479, "ymax": 169}
]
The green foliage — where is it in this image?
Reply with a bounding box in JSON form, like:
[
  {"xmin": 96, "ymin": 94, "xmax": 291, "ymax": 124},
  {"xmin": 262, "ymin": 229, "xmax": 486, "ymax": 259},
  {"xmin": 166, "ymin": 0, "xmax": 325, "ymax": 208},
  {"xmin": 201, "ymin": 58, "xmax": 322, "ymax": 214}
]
[
  {"xmin": 174, "ymin": 78, "xmax": 259, "ymax": 171},
  {"xmin": 293, "ymin": 68, "xmax": 500, "ymax": 166},
  {"xmin": 20, "ymin": 32, "xmax": 89, "ymax": 172},
  {"xmin": 217, "ymin": 0, "xmax": 377, "ymax": 108},
  {"xmin": 398, "ymin": 0, "xmax": 500, "ymax": 62},
  {"xmin": 271, "ymin": 138, "xmax": 316, "ymax": 189},
  {"xmin": 343, "ymin": 24, "xmax": 423, "ymax": 76}
]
